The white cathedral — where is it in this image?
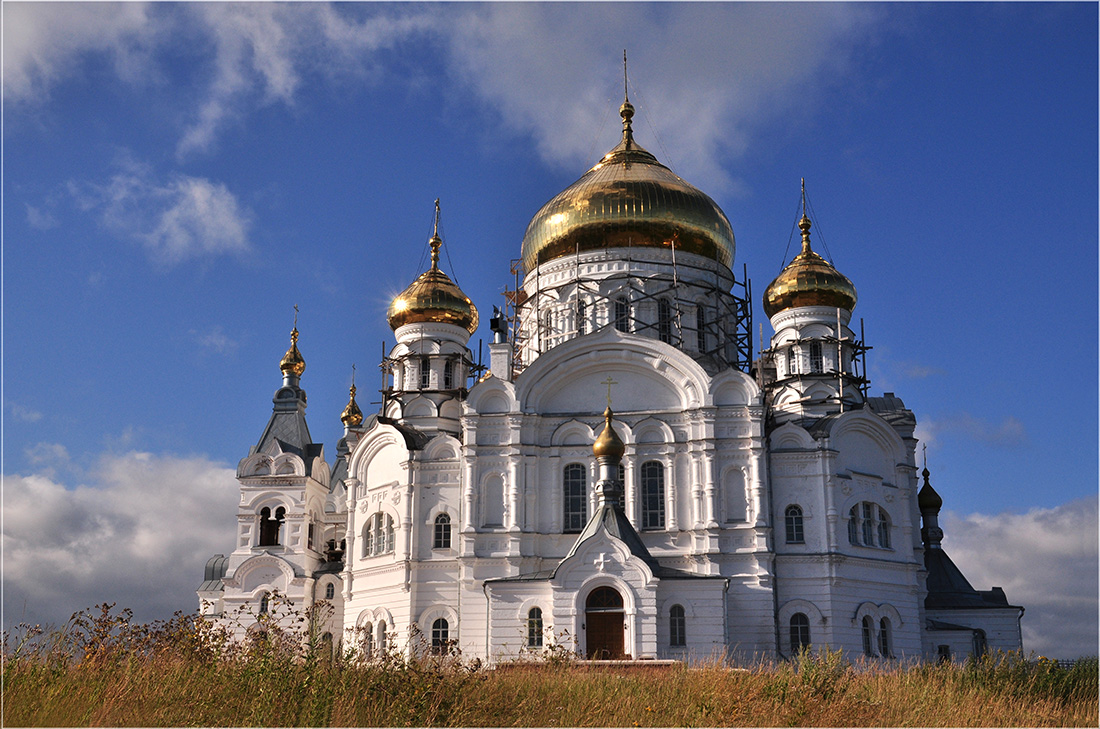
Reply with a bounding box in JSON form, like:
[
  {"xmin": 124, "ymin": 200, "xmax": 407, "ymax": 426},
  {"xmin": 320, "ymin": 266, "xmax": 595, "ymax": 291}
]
[{"xmin": 198, "ymin": 93, "xmax": 1023, "ymax": 663}]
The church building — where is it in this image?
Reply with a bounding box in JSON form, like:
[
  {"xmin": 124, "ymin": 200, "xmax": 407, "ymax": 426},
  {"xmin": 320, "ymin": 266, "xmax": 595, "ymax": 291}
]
[{"xmin": 198, "ymin": 91, "xmax": 1023, "ymax": 663}]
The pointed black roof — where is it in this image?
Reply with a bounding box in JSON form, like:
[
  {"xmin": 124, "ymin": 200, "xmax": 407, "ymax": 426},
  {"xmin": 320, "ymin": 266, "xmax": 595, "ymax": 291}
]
[{"xmin": 925, "ymin": 548, "xmax": 1020, "ymax": 610}]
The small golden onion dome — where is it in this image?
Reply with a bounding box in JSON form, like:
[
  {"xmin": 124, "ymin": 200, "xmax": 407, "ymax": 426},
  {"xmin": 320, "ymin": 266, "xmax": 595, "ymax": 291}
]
[
  {"xmin": 917, "ymin": 467, "xmax": 943, "ymax": 513},
  {"xmin": 280, "ymin": 327, "xmax": 306, "ymax": 377},
  {"xmin": 340, "ymin": 384, "xmax": 363, "ymax": 427},
  {"xmin": 762, "ymin": 214, "xmax": 857, "ymax": 318},
  {"xmin": 387, "ymin": 205, "xmax": 479, "ymax": 334},
  {"xmin": 593, "ymin": 407, "xmax": 626, "ymax": 460},
  {"xmin": 519, "ymin": 98, "xmax": 735, "ymax": 273}
]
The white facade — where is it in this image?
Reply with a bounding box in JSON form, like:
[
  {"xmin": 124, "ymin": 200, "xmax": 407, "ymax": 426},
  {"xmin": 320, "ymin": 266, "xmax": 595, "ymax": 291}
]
[{"xmin": 199, "ymin": 103, "xmax": 1022, "ymax": 663}]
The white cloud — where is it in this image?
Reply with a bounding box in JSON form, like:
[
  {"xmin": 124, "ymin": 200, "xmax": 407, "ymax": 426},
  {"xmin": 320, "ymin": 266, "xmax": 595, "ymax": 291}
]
[
  {"xmin": 24, "ymin": 203, "xmax": 59, "ymax": 231},
  {"xmin": 2, "ymin": 2, "xmax": 161, "ymax": 103},
  {"xmin": 191, "ymin": 326, "xmax": 238, "ymax": 355},
  {"xmin": 943, "ymin": 496, "xmax": 1099, "ymax": 659},
  {"xmin": 916, "ymin": 412, "xmax": 1027, "ymax": 450},
  {"xmin": 70, "ymin": 158, "xmax": 252, "ymax": 266},
  {"xmin": 440, "ymin": 4, "xmax": 882, "ymax": 194},
  {"xmin": 2, "ymin": 450, "xmax": 237, "ymax": 629},
  {"xmin": 9, "ymin": 403, "xmax": 44, "ymax": 423}
]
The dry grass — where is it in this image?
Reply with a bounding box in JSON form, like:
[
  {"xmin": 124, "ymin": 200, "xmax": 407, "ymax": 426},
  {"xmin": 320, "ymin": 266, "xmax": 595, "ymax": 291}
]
[{"xmin": 3, "ymin": 603, "xmax": 1097, "ymax": 727}]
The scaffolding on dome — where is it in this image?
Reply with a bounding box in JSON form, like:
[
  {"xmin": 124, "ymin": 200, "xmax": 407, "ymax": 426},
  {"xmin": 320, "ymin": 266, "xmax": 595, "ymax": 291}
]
[{"xmin": 501, "ymin": 252, "xmax": 754, "ymax": 379}]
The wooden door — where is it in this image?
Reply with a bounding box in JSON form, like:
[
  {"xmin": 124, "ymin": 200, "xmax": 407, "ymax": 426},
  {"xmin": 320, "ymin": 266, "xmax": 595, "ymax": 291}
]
[{"xmin": 586, "ymin": 612, "xmax": 624, "ymax": 659}]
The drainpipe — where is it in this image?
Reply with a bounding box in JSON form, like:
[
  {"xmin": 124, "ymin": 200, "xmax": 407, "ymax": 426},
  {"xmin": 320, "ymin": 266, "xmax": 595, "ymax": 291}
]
[{"xmin": 483, "ymin": 580, "xmax": 491, "ymax": 662}]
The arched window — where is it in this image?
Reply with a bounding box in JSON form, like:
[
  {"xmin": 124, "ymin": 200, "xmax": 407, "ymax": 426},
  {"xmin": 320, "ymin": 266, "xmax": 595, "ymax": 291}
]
[
  {"xmin": 443, "ymin": 360, "xmax": 455, "ymax": 390},
  {"xmin": 879, "ymin": 618, "xmax": 892, "ymax": 658},
  {"xmin": 577, "ymin": 300, "xmax": 587, "ymax": 336},
  {"xmin": 861, "ymin": 616, "xmax": 875, "ymax": 656},
  {"xmin": 861, "ymin": 502, "xmax": 875, "ymax": 545},
  {"xmin": 973, "ymin": 629, "xmax": 987, "ymax": 658},
  {"xmin": 847, "ymin": 505, "xmax": 860, "ymax": 545},
  {"xmin": 809, "ymin": 341, "xmax": 823, "ymax": 373},
  {"xmin": 384, "ymin": 515, "xmax": 395, "ymax": 553},
  {"xmin": 361, "ymin": 622, "xmax": 374, "ymax": 659},
  {"xmin": 790, "ymin": 613, "xmax": 811, "ymax": 653},
  {"xmin": 614, "ymin": 297, "xmax": 629, "ymax": 332},
  {"xmin": 258, "ymin": 592, "xmax": 269, "ymax": 615},
  {"xmin": 563, "ymin": 464, "xmax": 587, "ymax": 533},
  {"xmin": 420, "ymin": 356, "xmax": 431, "ymax": 389},
  {"xmin": 378, "ymin": 621, "xmax": 387, "ymax": 652},
  {"xmin": 307, "ymin": 521, "xmax": 315, "ymax": 550},
  {"xmin": 325, "ymin": 582, "xmax": 335, "ymax": 600},
  {"xmin": 259, "ymin": 506, "xmax": 285, "ymax": 546},
  {"xmin": 433, "ymin": 513, "xmax": 452, "ymax": 549},
  {"xmin": 785, "ymin": 505, "xmax": 804, "ymax": 544},
  {"xmin": 877, "ymin": 508, "xmax": 892, "ymax": 549},
  {"xmin": 431, "ymin": 618, "xmax": 449, "ymax": 655},
  {"xmin": 657, "ymin": 299, "xmax": 673, "ymax": 343},
  {"xmin": 696, "ymin": 305, "xmax": 708, "ymax": 353},
  {"xmin": 787, "ymin": 347, "xmax": 797, "ymax": 376},
  {"xmin": 640, "ymin": 461, "xmax": 665, "ymax": 530},
  {"xmin": 527, "ymin": 607, "xmax": 544, "ymax": 648},
  {"xmin": 362, "ymin": 519, "xmax": 374, "ymax": 557},
  {"xmin": 669, "ymin": 604, "xmax": 686, "ymax": 647}
]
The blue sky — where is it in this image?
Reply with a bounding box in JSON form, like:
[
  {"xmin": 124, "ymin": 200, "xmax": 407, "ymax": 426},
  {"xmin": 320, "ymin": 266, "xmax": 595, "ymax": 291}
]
[{"xmin": 3, "ymin": 3, "xmax": 1097, "ymax": 659}]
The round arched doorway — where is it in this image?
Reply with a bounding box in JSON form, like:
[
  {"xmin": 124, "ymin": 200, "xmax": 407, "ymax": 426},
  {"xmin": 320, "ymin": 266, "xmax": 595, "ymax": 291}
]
[{"xmin": 585, "ymin": 586, "xmax": 626, "ymax": 659}]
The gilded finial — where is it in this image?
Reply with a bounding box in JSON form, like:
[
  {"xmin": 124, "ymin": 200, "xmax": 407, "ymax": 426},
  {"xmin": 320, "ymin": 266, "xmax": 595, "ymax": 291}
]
[
  {"xmin": 429, "ymin": 199, "xmax": 442, "ymax": 271},
  {"xmin": 620, "ymin": 50, "xmax": 634, "ymax": 146},
  {"xmin": 798, "ymin": 181, "xmax": 813, "ymax": 255},
  {"xmin": 340, "ymin": 366, "xmax": 363, "ymax": 427},
  {"xmin": 279, "ymin": 306, "xmax": 306, "ymax": 377},
  {"xmin": 593, "ymin": 406, "xmax": 626, "ymax": 459}
]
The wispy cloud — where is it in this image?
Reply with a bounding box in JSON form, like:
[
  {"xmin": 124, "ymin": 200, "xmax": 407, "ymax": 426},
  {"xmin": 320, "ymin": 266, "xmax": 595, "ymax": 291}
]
[
  {"xmin": 943, "ymin": 496, "xmax": 1098, "ymax": 659},
  {"xmin": 24, "ymin": 203, "xmax": 59, "ymax": 231},
  {"xmin": 3, "ymin": 450, "xmax": 237, "ymax": 628},
  {"xmin": 9, "ymin": 403, "xmax": 44, "ymax": 423},
  {"xmin": 2, "ymin": 2, "xmax": 162, "ymax": 103},
  {"xmin": 69, "ymin": 157, "xmax": 252, "ymax": 266},
  {"xmin": 916, "ymin": 412, "xmax": 1027, "ymax": 450},
  {"xmin": 6, "ymin": 3, "xmax": 884, "ymax": 194},
  {"xmin": 190, "ymin": 326, "xmax": 238, "ymax": 356}
]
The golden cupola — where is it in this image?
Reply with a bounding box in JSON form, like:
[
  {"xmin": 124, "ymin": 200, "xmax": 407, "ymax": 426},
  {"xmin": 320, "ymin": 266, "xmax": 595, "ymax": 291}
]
[
  {"xmin": 340, "ymin": 383, "xmax": 364, "ymax": 428},
  {"xmin": 280, "ymin": 324, "xmax": 306, "ymax": 377},
  {"xmin": 386, "ymin": 201, "xmax": 479, "ymax": 335},
  {"xmin": 592, "ymin": 407, "xmax": 626, "ymax": 460},
  {"xmin": 762, "ymin": 202, "xmax": 857, "ymax": 319},
  {"xmin": 519, "ymin": 92, "xmax": 735, "ymax": 273}
]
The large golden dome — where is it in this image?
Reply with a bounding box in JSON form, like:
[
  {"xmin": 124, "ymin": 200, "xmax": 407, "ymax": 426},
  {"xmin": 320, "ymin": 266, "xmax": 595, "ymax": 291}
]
[
  {"xmin": 387, "ymin": 206, "xmax": 479, "ymax": 334},
  {"xmin": 762, "ymin": 214, "xmax": 856, "ymax": 318},
  {"xmin": 519, "ymin": 99, "xmax": 735, "ymax": 273}
]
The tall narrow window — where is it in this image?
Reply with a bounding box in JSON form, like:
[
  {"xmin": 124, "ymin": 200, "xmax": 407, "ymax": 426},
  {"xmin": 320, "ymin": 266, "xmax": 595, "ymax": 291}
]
[
  {"xmin": 790, "ymin": 613, "xmax": 811, "ymax": 653},
  {"xmin": 809, "ymin": 341, "xmax": 823, "ymax": 373},
  {"xmin": 307, "ymin": 522, "xmax": 315, "ymax": 550},
  {"xmin": 378, "ymin": 622, "xmax": 387, "ymax": 652},
  {"xmin": 640, "ymin": 461, "xmax": 665, "ymax": 530},
  {"xmin": 847, "ymin": 506, "xmax": 860, "ymax": 545},
  {"xmin": 614, "ymin": 298, "xmax": 629, "ymax": 332},
  {"xmin": 616, "ymin": 463, "xmax": 626, "ymax": 511},
  {"xmin": 577, "ymin": 300, "xmax": 587, "ymax": 336},
  {"xmin": 325, "ymin": 582, "xmax": 335, "ymax": 600},
  {"xmin": 862, "ymin": 502, "xmax": 875, "ymax": 545},
  {"xmin": 259, "ymin": 506, "xmax": 285, "ymax": 546},
  {"xmin": 785, "ymin": 505, "xmax": 804, "ymax": 544},
  {"xmin": 433, "ymin": 513, "xmax": 452, "ymax": 549},
  {"xmin": 431, "ymin": 618, "xmax": 449, "ymax": 655},
  {"xmin": 879, "ymin": 618, "xmax": 892, "ymax": 658},
  {"xmin": 862, "ymin": 616, "xmax": 875, "ymax": 656},
  {"xmin": 696, "ymin": 305, "xmax": 708, "ymax": 353},
  {"xmin": 443, "ymin": 360, "xmax": 455, "ymax": 390},
  {"xmin": 362, "ymin": 518, "xmax": 374, "ymax": 557},
  {"xmin": 787, "ymin": 347, "xmax": 797, "ymax": 376},
  {"xmin": 258, "ymin": 592, "xmax": 270, "ymax": 614},
  {"xmin": 563, "ymin": 464, "xmax": 587, "ymax": 533},
  {"xmin": 373, "ymin": 514, "xmax": 384, "ymax": 555},
  {"xmin": 937, "ymin": 644, "xmax": 951, "ymax": 663},
  {"xmin": 657, "ymin": 299, "xmax": 673, "ymax": 343},
  {"xmin": 877, "ymin": 508, "xmax": 892, "ymax": 549},
  {"xmin": 420, "ymin": 356, "xmax": 431, "ymax": 389},
  {"xmin": 384, "ymin": 515, "xmax": 395, "ymax": 553},
  {"xmin": 973, "ymin": 629, "xmax": 987, "ymax": 658},
  {"xmin": 669, "ymin": 604, "xmax": 686, "ymax": 647},
  {"xmin": 527, "ymin": 607, "xmax": 544, "ymax": 648},
  {"xmin": 362, "ymin": 623, "xmax": 373, "ymax": 659}
]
